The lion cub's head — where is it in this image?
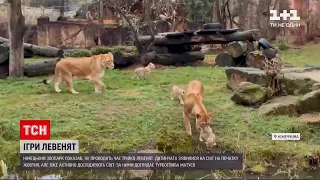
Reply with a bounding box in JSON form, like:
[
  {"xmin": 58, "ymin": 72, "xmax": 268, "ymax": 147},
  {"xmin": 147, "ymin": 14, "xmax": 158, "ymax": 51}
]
[
  {"xmin": 200, "ymin": 125, "xmax": 217, "ymax": 148},
  {"xmin": 100, "ymin": 52, "xmax": 114, "ymax": 70},
  {"xmin": 146, "ymin": 62, "xmax": 155, "ymax": 69}
]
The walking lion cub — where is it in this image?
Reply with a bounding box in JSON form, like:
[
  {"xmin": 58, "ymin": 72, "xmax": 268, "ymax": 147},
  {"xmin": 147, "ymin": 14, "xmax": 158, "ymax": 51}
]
[
  {"xmin": 170, "ymin": 85, "xmax": 185, "ymax": 105},
  {"xmin": 132, "ymin": 63, "xmax": 156, "ymax": 79},
  {"xmin": 43, "ymin": 53, "xmax": 114, "ymax": 94}
]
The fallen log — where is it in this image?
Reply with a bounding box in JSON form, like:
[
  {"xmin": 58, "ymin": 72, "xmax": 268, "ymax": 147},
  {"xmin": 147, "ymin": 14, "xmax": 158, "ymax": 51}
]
[
  {"xmin": 202, "ymin": 23, "xmax": 223, "ymax": 30},
  {"xmin": 247, "ymin": 41, "xmax": 259, "ymax": 51},
  {"xmin": 113, "ymin": 51, "xmax": 136, "ymax": 68},
  {"xmin": 0, "ymin": 37, "xmax": 64, "ymax": 57},
  {"xmin": 0, "ymin": 43, "xmax": 34, "ymax": 64},
  {"xmin": 215, "ymin": 53, "xmax": 235, "ymax": 67},
  {"xmin": 227, "ymin": 41, "xmax": 248, "ymax": 59},
  {"xmin": 0, "ymin": 44, "xmax": 9, "ymax": 65},
  {"xmin": 233, "ymin": 55, "xmax": 248, "ymax": 67},
  {"xmin": 24, "ymin": 58, "xmax": 60, "ymax": 77},
  {"xmin": 245, "ymin": 50, "xmax": 265, "ymax": 69},
  {"xmin": 0, "ymin": 63, "xmax": 9, "ymax": 79},
  {"xmin": 138, "ymin": 29, "xmax": 259, "ymax": 46},
  {"xmin": 150, "ymin": 46, "xmax": 168, "ymax": 53},
  {"xmin": 24, "ymin": 49, "xmax": 33, "ymax": 58},
  {"xmin": 145, "ymin": 51, "xmax": 204, "ymax": 66},
  {"xmin": 224, "ymin": 30, "xmax": 259, "ymax": 41}
]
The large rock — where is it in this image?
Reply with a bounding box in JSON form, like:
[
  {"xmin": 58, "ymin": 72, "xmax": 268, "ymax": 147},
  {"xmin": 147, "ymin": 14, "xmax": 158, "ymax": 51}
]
[
  {"xmin": 312, "ymin": 83, "xmax": 320, "ymax": 91},
  {"xmin": 225, "ymin": 67, "xmax": 268, "ymax": 90},
  {"xmin": 231, "ymin": 82, "xmax": 268, "ymax": 106},
  {"xmin": 299, "ymin": 113, "xmax": 320, "ymax": 125},
  {"xmin": 258, "ymin": 96, "xmax": 299, "ymax": 116},
  {"xmin": 297, "ymin": 90, "xmax": 320, "ymax": 114},
  {"xmin": 280, "ymin": 71, "xmax": 319, "ymax": 95},
  {"xmin": 304, "ymin": 64, "xmax": 320, "ymax": 70},
  {"xmin": 225, "ymin": 67, "xmax": 320, "ymax": 95}
]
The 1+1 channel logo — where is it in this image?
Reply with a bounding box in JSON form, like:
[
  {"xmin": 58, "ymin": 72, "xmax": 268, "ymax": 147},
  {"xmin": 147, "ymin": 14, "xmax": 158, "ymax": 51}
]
[{"xmin": 269, "ymin": 10, "xmax": 301, "ymax": 28}]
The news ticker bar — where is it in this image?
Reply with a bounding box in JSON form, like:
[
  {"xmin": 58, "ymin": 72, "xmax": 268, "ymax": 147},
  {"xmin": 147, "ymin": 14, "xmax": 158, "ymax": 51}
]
[{"xmin": 20, "ymin": 153, "xmax": 243, "ymax": 170}]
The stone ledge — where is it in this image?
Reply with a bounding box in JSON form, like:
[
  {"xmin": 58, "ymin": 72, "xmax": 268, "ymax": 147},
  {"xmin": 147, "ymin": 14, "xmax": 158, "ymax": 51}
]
[{"xmin": 225, "ymin": 67, "xmax": 319, "ymax": 95}]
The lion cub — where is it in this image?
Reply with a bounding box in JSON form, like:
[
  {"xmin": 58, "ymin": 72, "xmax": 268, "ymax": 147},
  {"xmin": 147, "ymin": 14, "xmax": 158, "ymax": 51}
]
[
  {"xmin": 199, "ymin": 125, "xmax": 217, "ymax": 148},
  {"xmin": 170, "ymin": 85, "xmax": 185, "ymax": 105},
  {"xmin": 132, "ymin": 63, "xmax": 156, "ymax": 79}
]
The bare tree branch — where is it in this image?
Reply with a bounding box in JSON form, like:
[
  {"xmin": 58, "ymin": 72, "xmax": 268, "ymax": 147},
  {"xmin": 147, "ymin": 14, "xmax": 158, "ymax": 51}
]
[
  {"xmin": 215, "ymin": 0, "xmax": 222, "ymax": 24},
  {"xmin": 106, "ymin": 0, "xmax": 143, "ymax": 51},
  {"xmin": 144, "ymin": 0, "xmax": 155, "ymax": 52},
  {"xmin": 226, "ymin": 0, "xmax": 232, "ymax": 28},
  {"xmin": 272, "ymin": 0, "xmax": 278, "ymax": 10}
]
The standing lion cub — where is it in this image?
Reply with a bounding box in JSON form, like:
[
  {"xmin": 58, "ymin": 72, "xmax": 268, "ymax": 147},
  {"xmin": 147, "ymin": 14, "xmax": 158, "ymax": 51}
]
[
  {"xmin": 199, "ymin": 125, "xmax": 217, "ymax": 148},
  {"xmin": 43, "ymin": 53, "xmax": 114, "ymax": 94},
  {"xmin": 132, "ymin": 63, "xmax": 155, "ymax": 79},
  {"xmin": 170, "ymin": 85, "xmax": 185, "ymax": 105}
]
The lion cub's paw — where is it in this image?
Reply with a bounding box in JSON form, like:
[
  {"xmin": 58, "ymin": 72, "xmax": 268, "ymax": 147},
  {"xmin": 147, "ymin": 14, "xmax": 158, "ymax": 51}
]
[{"xmin": 199, "ymin": 136, "xmax": 204, "ymax": 142}]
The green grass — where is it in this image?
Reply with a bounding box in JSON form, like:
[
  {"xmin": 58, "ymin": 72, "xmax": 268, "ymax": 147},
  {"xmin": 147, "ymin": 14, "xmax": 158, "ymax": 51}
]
[
  {"xmin": 281, "ymin": 42, "xmax": 320, "ymax": 66},
  {"xmin": 1, "ymin": 44, "xmax": 320, "ymax": 176}
]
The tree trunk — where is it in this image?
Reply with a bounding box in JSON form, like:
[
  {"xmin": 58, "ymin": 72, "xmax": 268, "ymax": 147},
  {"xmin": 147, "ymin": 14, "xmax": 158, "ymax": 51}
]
[
  {"xmin": 99, "ymin": 0, "xmax": 103, "ymax": 24},
  {"xmin": 24, "ymin": 58, "xmax": 60, "ymax": 77},
  {"xmin": 0, "ymin": 37, "xmax": 64, "ymax": 57},
  {"xmin": 8, "ymin": 0, "xmax": 25, "ymax": 77},
  {"xmin": 215, "ymin": 52, "xmax": 235, "ymax": 67},
  {"xmin": 145, "ymin": 51, "xmax": 205, "ymax": 66},
  {"xmin": 227, "ymin": 41, "xmax": 248, "ymax": 58},
  {"xmin": 59, "ymin": 0, "xmax": 64, "ymax": 16}
]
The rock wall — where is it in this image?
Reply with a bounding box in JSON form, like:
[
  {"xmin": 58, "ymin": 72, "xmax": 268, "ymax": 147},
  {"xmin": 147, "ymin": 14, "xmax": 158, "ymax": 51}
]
[{"xmin": 36, "ymin": 17, "xmax": 171, "ymax": 48}]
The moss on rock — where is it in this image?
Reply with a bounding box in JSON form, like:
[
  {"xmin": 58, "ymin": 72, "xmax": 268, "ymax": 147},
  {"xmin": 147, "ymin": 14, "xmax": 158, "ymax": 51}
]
[
  {"xmin": 297, "ymin": 90, "xmax": 320, "ymax": 114},
  {"xmin": 231, "ymin": 82, "xmax": 268, "ymax": 107}
]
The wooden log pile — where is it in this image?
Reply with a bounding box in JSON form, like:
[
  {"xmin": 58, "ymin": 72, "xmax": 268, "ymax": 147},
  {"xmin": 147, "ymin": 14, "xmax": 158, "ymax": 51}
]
[
  {"xmin": 214, "ymin": 40, "xmax": 260, "ymax": 67},
  {"xmin": 137, "ymin": 23, "xmax": 261, "ymax": 66},
  {"xmin": 214, "ymin": 38, "xmax": 278, "ymax": 68},
  {"xmin": 0, "ymin": 36, "xmax": 64, "ymax": 78}
]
